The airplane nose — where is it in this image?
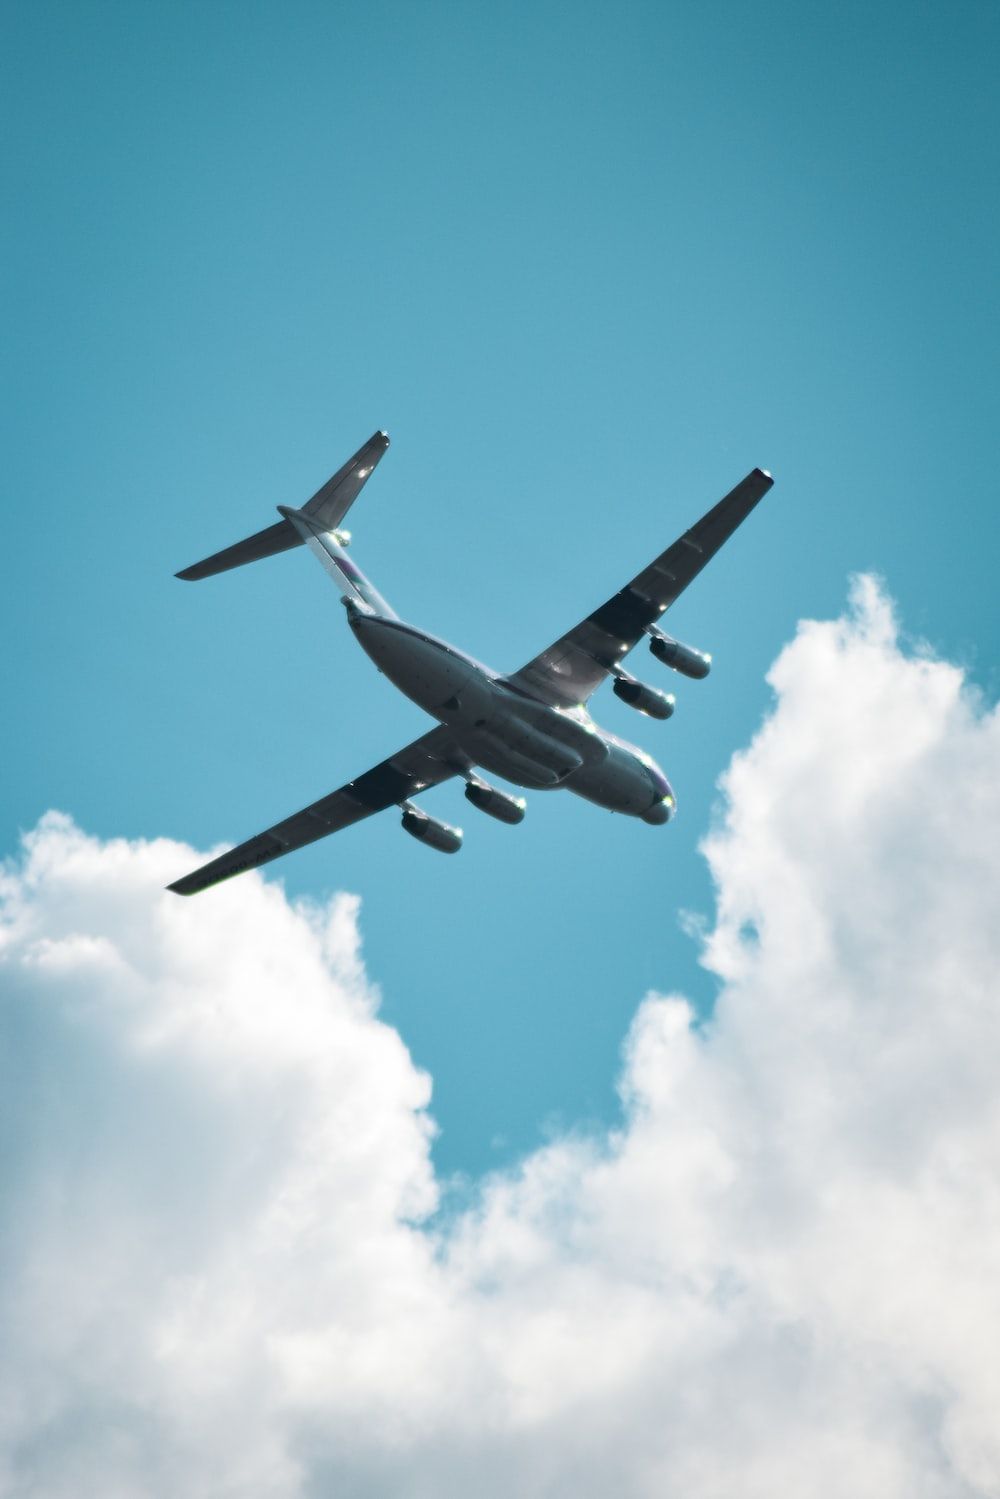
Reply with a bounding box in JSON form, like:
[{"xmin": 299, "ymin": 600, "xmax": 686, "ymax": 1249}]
[
  {"xmin": 642, "ymin": 793, "xmax": 675, "ymax": 825},
  {"xmin": 641, "ymin": 766, "xmax": 676, "ymax": 824}
]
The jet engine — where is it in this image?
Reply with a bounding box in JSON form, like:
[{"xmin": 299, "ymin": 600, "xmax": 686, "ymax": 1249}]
[
  {"xmin": 464, "ymin": 780, "xmax": 527, "ymax": 824},
  {"xmin": 401, "ymin": 804, "xmax": 463, "ymax": 853},
  {"xmin": 647, "ymin": 629, "xmax": 712, "ymax": 680},
  {"xmin": 612, "ymin": 675, "xmax": 675, "ymax": 720}
]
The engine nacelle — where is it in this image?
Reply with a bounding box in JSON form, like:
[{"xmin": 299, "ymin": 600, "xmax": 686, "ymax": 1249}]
[
  {"xmin": 401, "ymin": 805, "xmax": 463, "ymax": 853},
  {"xmin": 648, "ymin": 630, "xmax": 712, "ymax": 680},
  {"xmin": 464, "ymin": 781, "xmax": 527, "ymax": 824},
  {"xmin": 612, "ymin": 676, "xmax": 675, "ymax": 720}
]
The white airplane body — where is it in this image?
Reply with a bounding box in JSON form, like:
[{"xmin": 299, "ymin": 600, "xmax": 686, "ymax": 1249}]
[{"xmin": 169, "ymin": 434, "xmax": 773, "ymax": 894}]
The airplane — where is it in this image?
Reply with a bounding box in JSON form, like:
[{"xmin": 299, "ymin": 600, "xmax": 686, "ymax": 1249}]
[{"xmin": 168, "ymin": 432, "xmax": 773, "ymax": 895}]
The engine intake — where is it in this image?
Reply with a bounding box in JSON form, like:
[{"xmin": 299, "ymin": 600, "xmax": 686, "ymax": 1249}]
[
  {"xmin": 612, "ymin": 676, "xmax": 675, "ymax": 720},
  {"xmin": 400, "ymin": 805, "xmax": 463, "ymax": 853},
  {"xmin": 648, "ymin": 630, "xmax": 712, "ymax": 680},
  {"xmin": 464, "ymin": 781, "xmax": 527, "ymax": 824}
]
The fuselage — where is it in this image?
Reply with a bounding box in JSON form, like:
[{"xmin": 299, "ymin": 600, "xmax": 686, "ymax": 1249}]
[{"xmin": 347, "ymin": 605, "xmax": 676, "ymax": 825}]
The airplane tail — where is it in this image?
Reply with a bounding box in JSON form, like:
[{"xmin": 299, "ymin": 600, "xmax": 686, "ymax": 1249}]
[
  {"xmin": 276, "ymin": 504, "xmax": 398, "ymax": 619},
  {"xmin": 175, "ymin": 431, "xmax": 389, "ymax": 581}
]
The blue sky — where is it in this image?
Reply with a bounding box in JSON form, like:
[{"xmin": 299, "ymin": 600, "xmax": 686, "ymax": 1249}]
[{"xmin": 4, "ymin": 0, "xmax": 999, "ymax": 1182}]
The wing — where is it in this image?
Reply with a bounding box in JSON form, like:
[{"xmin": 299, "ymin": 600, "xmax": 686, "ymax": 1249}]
[
  {"xmin": 507, "ymin": 468, "xmax": 774, "ymax": 707},
  {"xmin": 168, "ymin": 724, "xmax": 460, "ymax": 895}
]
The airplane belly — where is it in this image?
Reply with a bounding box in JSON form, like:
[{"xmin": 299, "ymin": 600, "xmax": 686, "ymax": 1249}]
[
  {"xmin": 569, "ymin": 742, "xmax": 664, "ymax": 815},
  {"xmin": 349, "ymin": 616, "xmax": 666, "ymax": 813},
  {"xmin": 352, "ymin": 616, "xmax": 482, "ymax": 715},
  {"xmin": 448, "ymin": 684, "xmax": 610, "ymax": 789},
  {"xmin": 466, "ymin": 736, "xmax": 572, "ymax": 789}
]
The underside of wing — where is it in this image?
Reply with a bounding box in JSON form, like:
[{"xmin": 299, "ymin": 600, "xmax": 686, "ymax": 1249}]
[
  {"xmin": 508, "ymin": 468, "xmax": 774, "ymax": 707},
  {"xmin": 168, "ymin": 724, "xmax": 459, "ymax": 895}
]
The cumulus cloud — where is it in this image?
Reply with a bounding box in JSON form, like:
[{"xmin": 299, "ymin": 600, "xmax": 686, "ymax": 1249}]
[{"xmin": 2, "ymin": 576, "xmax": 999, "ymax": 1497}]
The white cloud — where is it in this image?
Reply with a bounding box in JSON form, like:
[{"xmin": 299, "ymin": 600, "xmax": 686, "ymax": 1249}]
[{"xmin": 2, "ymin": 576, "xmax": 999, "ymax": 1497}]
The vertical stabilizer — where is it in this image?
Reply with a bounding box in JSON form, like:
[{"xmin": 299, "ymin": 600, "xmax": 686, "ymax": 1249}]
[
  {"xmin": 175, "ymin": 431, "xmax": 389, "ymax": 581},
  {"xmin": 277, "ymin": 505, "xmax": 398, "ymax": 618}
]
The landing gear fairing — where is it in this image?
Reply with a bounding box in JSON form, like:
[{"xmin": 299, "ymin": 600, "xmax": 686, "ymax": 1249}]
[{"xmin": 168, "ymin": 434, "xmax": 773, "ymax": 895}]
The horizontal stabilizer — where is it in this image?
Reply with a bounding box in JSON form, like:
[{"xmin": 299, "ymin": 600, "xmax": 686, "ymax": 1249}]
[
  {"xmin": 300, "ymin": 429, "xmax": 389, "ymax": 529},
  {"xmin": 176, "ymin": 430, "xmax": 389, "ymax": 581},
  {"xmin": 176, "ymin": 518, "xmax": 300, "ymax": 581}
]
